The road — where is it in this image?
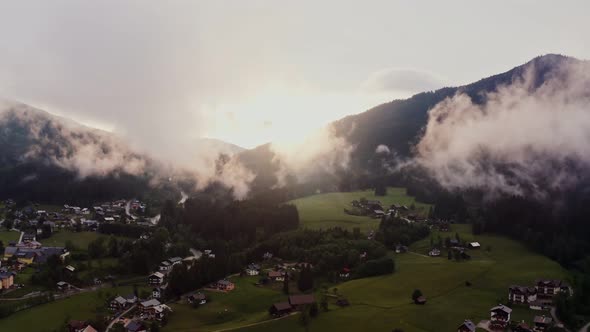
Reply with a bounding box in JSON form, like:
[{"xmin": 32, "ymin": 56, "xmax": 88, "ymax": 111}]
[{"xmin": 105, "ymin": 304, "xmax": 137, "ymax": 332}]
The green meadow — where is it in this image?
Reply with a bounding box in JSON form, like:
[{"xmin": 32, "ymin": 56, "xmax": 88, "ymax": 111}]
[
  {"xmin": 163, "ymin": 276, "xmax": 289, "ymax": 332},
  {"xmin": 0, "ymin": 230, "xmax": 20, "ymax": 244},
  {"xmin": 235, "ymin": 224, "xmax": 567, "ymax": 332},
  {"xmin": 289, "ymin": 187, "xmax": 431, "ymax": 232},
  {"xmin": 0, "ymin": 285, "xmax": 143, "ymax": 332}
]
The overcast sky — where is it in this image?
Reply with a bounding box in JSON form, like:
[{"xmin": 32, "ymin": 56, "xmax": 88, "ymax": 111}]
[{"xmin": 0, "ymin": 0, "xmax": 589, "ymax": 151}]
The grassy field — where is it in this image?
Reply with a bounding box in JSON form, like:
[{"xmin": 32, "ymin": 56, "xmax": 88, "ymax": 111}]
[
  {"xmin": 0, "ymin": 285, "xmax": 139, "ymax": 332},
  {"xmin": 289, "ymin": 187, "xmax": 431, "ymax": 232},
  {"xmin": 40, "ymin": 230, "xmax": 113, "ymax": 250},
  {"xmin": 163, "ymin": 276, "xmax": 289, "ymax": 332},
  {"xmin": 234, "ymin": 224, "xmax": 567, "ymax": 332},
  {"xmin": 0, "ymin": 230, "xmax": 20, "ymax": 244}
]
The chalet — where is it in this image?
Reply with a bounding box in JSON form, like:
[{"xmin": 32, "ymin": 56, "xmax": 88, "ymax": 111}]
[
  {"xmin": 489, "ymin": 304, "xmax": 512, "ymax": 330},
  {"xmin": 139, "ymin": 299, "xmax": 171, "ymax": 320},
  {"xmin": 429, "ymin": 248, "xmax": 441, "ymax": 257},
  {"xmin": 158, "ymin": 260, "xmax": 172, "ymax": 272},
  {"xmin": 450, "ymin": 239, "xmax": 460, "ymax": 247},
  {"xmin": 152, "ymin": 284, "xmax": 167, "ymax": 299},
  {"xmin": 81, "ymin": 325, "xmax": 98, "ymax": 332},
  {"xmin": 439, "ymin": 223, "xmax": 450, "ymax": 232},
  {"xmin": 110, "ymin": 296, "xmax": 128, "ymax": 311},
  {"xmin": 57, "ymin": 281, "xmax": 71, "ymax": 291},
  {"xmin": 269, "ymin": 302, "xmax": 292, "ymax": 316},
  {"xmin": 0, "ymin": 272, "xmax": 14, "ymax": 290},
  {"xmin": 457, "ymin": 319, "xmax": 476, "ymax": 332},
  {"xmin": 339, "ymin": 267, "xmax": 351, "ymax": 279},
  {"xmin": 535, "ymin": 279, "xmax": 570, "ymax": 298},
  {"xmin": 16, "ymin": 251, "xmax": 36, "ymax": 265},
  {"xmin": 148, "ymin": 272, "xmax": 165, "ymax": 285},
  {"xmin": 64, "ymin": 265, "xmax": 76, "ymax": 273},
  {"xmin": 468, "ymin": 242, "xmax": 481, "ymax": 249},
  {"xmin": 215, "ymin": 279, "xmax": 235, "ymax": 291},
  {"xmin": 532, "ymin": 315, "xmax": 552, "ymax": 331},
  {"xmin": 288, "ymin": 294, "xmax": 316, "ymax": 310},
  {"xmin": 187, "ymin": 292, "xmax": 207, "ymax": 305},
  {"xmin": 103, "ymin": 217, "xmax": 115, "ymax": 222},
  {"xmin": 415, "ymin": 296, "xmax": 427, "ymax": 305},
  {"xmin": 263, "ymin": 252, "xmax": 273, "ymax": 260},
  {"xmin": 372, "ymin": 210, "xmax": 385, "ymax": 218},
  {"xmin": 245, "ymin": 263, "xmax": 260, "ymax": 276},
  {"xmin": 509, "ymin": 285, "xmax": 537, "ymax": 304},
  {"xmin": 139, "ymin": 299, "xmax": 161, "ymax": 311},
  {"xmin": 268, "ymin": 270, "xmax": 286, "ymax": 282}
]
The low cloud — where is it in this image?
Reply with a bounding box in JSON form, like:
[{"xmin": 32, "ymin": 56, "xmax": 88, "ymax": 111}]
[
  {"xmin": 375, "ymin": 144, "xmax": 391, "ymax": 154},
  {"xmin": 362, "ymin": 68, "xmax": 445, "ymax": 94},
  {"xmin": 415, "ymin": 57, "xmax": 590, "ymax": 198}
]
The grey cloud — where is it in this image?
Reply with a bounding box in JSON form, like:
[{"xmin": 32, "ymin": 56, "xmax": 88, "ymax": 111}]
[{"xmin": 362, "ymin": 68, "xmax": 445, "ymax": 94}]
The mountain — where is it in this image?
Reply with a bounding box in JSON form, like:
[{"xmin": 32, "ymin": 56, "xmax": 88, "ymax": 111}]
[
  {"xmin": 0, "ymin": 101, "xmax": 242, "ymax": 204},
  {"xmin": 332, "ymin": 54, "xmax": 580, "ymax": 172}
]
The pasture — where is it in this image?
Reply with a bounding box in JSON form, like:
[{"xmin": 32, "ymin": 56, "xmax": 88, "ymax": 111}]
[
  {"xmin": 289, "ymin": 187, "xmax": 431, "ymax": 232},
  {"xmin": 0, "ymin": 230, "xmax": 20, "ymax": 244},
  {"xmin": 235, "ymin": 224, "xmax": 567, "ymax": 332},
  {"xmin": 163, "ymin": 276, "xmax": 289, "ymax": 332}
]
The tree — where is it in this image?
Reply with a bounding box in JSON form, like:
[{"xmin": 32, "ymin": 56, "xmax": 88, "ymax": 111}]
[
  {"xmin": 375, "ymin": 184, "xmax": 387, "ymax": 196},
  {"xmin": 133, "ymin": 284, "xmax": 139, "ymax": 298},
  {"xmin": 108, "ymin": 236, "xmax": 120, "ymax": 257},
  {"xmin": 320, "ymin": 293, "xmax": 328, "ymax": 312},
  {"xmin": 411, "ymin": 289, "xmax": 423, "ymax": 302},
  {"xmin": 353, "ymin": 227, "xmax": 361, "ymax": 240},
  {"xmin": 282, "ymin": 274, "xmax": 290, "ymax": 295},
  {"xmin": 150, "ymin": 321, "xmax": 161, "ymax": 332},
  {"xmin": 447, "ymin": 250, "xmax": 452, "ymax": 260},
  {"xmin": 298, "ymin": 265, "xmax": 313, "ymax": 292},
  {"xmin": 299, "ymin": 305, "xmax": 311, "ymax": 332},
  {"xmin": 87, "ymin": 237, "xmax": 106, "ymax": 259},
  {"xmin": 309, "ymin": 302, "xmax": 319, "ymax": 317}
]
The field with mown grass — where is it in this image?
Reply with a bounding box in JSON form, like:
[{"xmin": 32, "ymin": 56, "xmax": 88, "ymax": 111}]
[
  {"xmin": 162, "ymin": 276, "xmax": 291, "ymax": 332},
  {"xmin": 0, "ymin": 230, "xmax": 20, "ymax": 244},
  {"xmin": 233, "ymin": 224, "xmax": 567, "ymax": 332},
  {"xmin": 289, "ymin": 187, "xmax": 431, "ymax": 232},
  {"xmin": 40, "ymin": 230, "xmax": 120, "ymax": 250}
]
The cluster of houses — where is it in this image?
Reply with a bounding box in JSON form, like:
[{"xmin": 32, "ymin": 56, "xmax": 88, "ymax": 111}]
[
  {"xmin": 2, "ymin": 234, "xmax": 69, "ymax": 269},
  {"xmin": 457, "ymin": 280, "xmax": 570, "ymax": 332},
  {"xmin": 269, "ymin": 294, "xmax": 316, "ymax": 317},
  {"xmin": 508, "ymin": 279, "xmax": 572, "ymax": 311},
  {"xmin": 428, "ymin": 240, "xmax": 480, "ymax": 258},
  {"xmin": 108, "ymin": 293, "xmax": 171, "ymax": 327}
]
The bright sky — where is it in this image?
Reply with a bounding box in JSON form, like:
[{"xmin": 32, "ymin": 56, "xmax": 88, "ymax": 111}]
[{"xmin": 0, "ymin": 1, "xmax": 589, "ymax": 150}]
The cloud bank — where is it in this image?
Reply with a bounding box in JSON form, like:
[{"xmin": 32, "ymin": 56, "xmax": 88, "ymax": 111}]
[{"xmin": 415, "ymin": 58, "xmax": 590, "ymax": 198}]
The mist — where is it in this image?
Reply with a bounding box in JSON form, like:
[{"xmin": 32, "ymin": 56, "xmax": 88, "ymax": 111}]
[{"xmin": 415, "ymin": 58, "xmax": 590, "ymax": 198}]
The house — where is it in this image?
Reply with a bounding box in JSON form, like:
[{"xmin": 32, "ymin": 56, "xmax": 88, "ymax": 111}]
[
  {"xmin": 152, "ymin": 284, "xmax": 167, "ymax": 299},
  {"xmin": 457, "ymin": 319, "xmax": 476, "ymax": 332},
  {"xmin": 57, "ymin": 281, "xmax": 71, "ymax": 291},
  {"xmin": 22, "ymin": 233, "xmax": 36, "ymax": 242},
  {"xmin": 110, "ymin": 294, "xmax": 136, "ymax": 311},
  {"xmin": 245, "ymin": 263, "xmax": 261, "ymax": 276},
  {"xmin": 288, "ymin": 294, "xmax": 316, "ymax": 310},
  {"xmin": 395, "ymin": 245, "xmax": 408, "ymax": 253},
  {"xmin": 509, "ymin": 285, "xmax": 537, "ymax": 304},
  {"xmin": 67, "ymin": 320, "xmax": 89, "ymax": 332},
  {"xmin": 372, "ymin": 210, "xmax": 385, "ymax": 218},
  {"xmin": 468, "ymin": 242, "xmax": 481, "ymax": 249},
  {"xmin": 533, "ymin": 315, "xmax": 552, "ymax": 331},
  {"xmin": 124, "ymin": 320, "xmax": 147, "ymax": 332},
  {"xmin": 429, "ymin": 248, "xmax": 441, "ymax": 257},
  {"xmin": 535, "ymin": 279, "xmax": 570, "ymax": 297},
  {"xmin": 168, "ymin": 257, "xmax": 183, "ymax": 265},
  {"xmin": 414, "ymin": 296, "xmax": 427, "ymax": 305},
  {"xmin": 269, "ymin": 302, "xmax": 292, "ymax": 316},
  {"xmin": 158, "ymin": 260, "xmax": 172, "ymax": 272},
  {"xmin": 339, "ymin": 267, "xmax": 351, "ymax": 279},
  {"xmin": 0, "ymin": 272, "xmax": 14, "ymax": 290},
  {"xmin": 139, "ymin": 299, "xmax": 170, "ymax": 320},
  {"xmin": 64, "ymin": 265, "xmax": 76, "ymax": 273},
  {"xmin": 187, "ymin": 292, "xmax": 207, "ymax": 305},
  {"xmin": 81, "ymin": 325, "xmax": 98, "ymax": 332},
  {"xmin": 450, "ymin": 239, "xmax": 460, "ymax": 247},
  {"xmin": 16, "ymin": 251, "xmax": 36, "ymax": 265},
  {"xmin": 489, "ymin": 304, "xmax": 512, "ymax": 330},
  {"xmin": 268, "ymin": 270, "xmax": 286, "ymax": 282},
  {"xmin": 215, "ymin": 279, "xmax": 235, "ymax": 291},
  {"xmin": 148, "ymin": 272, "xmax": 165, "ymax": 285},
  {"xmin": 263, "ymin": 252, "xmax": 273, "ymax": 260}
]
